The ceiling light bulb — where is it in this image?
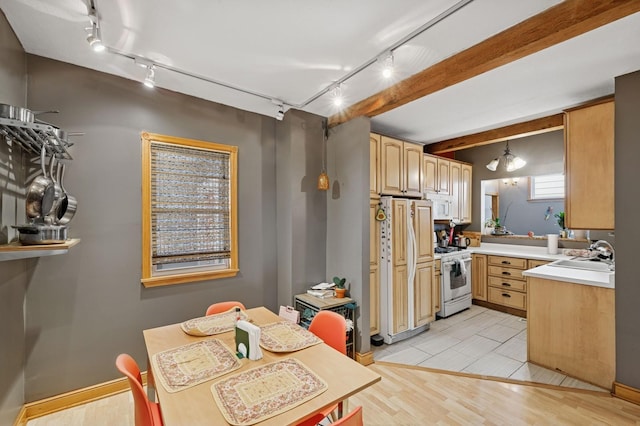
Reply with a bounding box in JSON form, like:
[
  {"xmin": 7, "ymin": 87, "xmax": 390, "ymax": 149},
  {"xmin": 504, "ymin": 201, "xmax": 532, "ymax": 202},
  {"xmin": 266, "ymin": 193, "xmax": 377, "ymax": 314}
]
[
  {"xmin": 143, "ymin": 65, "xmax": 156, "ymax": 88},
  {"xmin": 486, "ymin": 158, "xmax": 499, "ymax": 171}
]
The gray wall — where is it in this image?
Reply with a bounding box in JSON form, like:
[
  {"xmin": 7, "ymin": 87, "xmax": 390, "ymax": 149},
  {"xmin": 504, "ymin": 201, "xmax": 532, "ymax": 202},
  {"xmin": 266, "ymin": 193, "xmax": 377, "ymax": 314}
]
[
  {"xmin": 455, "ymin": 131, "xmax": 564, "ymax": 232},
  {"xmin": 614, "ymin": 70, "xmax": 640, "ymax": 389},
  {"xmin": 276, "ymin": 110, "xmax": 326, "ymax": 306},
  {"xmin": 497, "ymin": 179, "xmax": 564, "ymax": 236},
  {"xmin": 21, "ymin": 54, "xmax": 308, "ymax": 401},
  {"xmin": 326, "ymin": 117, "xmax": 370, "ymax": 354},
  {"xmin": 0, "ymin": 10, "xmax": 28, "ymax": 425}
]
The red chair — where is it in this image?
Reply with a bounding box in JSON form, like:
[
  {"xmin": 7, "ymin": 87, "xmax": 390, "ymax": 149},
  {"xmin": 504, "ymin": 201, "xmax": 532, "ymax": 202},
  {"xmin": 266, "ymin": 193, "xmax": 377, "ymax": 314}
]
[
  {"xmin": 205, "ymin": 301, "xmax": 246, "ymax": 316},
  {"xmin": 116, "ymin": 354, "xmax": 163, "ymax": 426},
  {"xmin": 297, "ymin": 311, "xmax": 347, "ymax": 426},
  {"xmin": 298, "ymin": 406, "xmax": 363, "ymax": 426},
  {"xmin": 309, "ymin": 310, "xmax": 347, "ymax": 355}
]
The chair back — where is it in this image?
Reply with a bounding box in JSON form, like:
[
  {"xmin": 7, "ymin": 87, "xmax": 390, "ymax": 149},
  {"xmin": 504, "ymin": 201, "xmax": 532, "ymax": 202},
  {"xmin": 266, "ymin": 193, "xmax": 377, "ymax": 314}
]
[
  {"xmin": 205, "ymin": 301, "xmax": 246, "ymax": 316},
  {"xmin": 116, "ymin": 354, "xmax": 158, "ymax": 426},
  {"xmin": 309, "ymin": 310, "xmax": 346, "ymax": 355},
  {"xmin": 333, "ymin": 406, "xmax": 363, "ymax": 426}
]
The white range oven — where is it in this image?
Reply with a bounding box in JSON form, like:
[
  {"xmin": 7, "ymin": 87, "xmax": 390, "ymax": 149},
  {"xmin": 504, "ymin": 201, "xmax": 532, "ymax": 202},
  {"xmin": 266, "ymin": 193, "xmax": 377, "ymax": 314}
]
[{"xmin": 436, "ymin": 247, "xmax": 472, "ymax": 318}]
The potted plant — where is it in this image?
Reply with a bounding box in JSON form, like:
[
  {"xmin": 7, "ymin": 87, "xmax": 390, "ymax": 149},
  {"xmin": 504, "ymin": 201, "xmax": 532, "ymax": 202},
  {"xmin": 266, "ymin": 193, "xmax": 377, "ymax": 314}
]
[
  {"xmin": 333, "ymin": 276, "xmax": 347, "ymax": 298},
  {"xmin": 554, "ymin": 212, "xmax": 567, "ymax": 237}
]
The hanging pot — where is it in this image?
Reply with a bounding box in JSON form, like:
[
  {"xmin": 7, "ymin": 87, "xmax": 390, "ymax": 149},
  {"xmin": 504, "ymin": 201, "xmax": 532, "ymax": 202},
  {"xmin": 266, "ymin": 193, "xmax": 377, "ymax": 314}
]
[
  {"xmin": 25, "ymin": 146, "xmax": 55, "ymax": 219},
  {"xmin": 56, "ymin": 163, "xmax": 77, "ymax": 225},
  {"xmin": 47, "ymin": 155, "xmax": 63, "ymax": 222}
]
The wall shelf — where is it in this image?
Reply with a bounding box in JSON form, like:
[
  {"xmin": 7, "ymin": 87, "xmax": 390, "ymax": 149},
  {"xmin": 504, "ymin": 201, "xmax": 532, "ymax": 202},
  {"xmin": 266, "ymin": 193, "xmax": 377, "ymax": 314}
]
[{"xmin": 0, "ymin": 238, "xmax": 80, "ymax": 261}]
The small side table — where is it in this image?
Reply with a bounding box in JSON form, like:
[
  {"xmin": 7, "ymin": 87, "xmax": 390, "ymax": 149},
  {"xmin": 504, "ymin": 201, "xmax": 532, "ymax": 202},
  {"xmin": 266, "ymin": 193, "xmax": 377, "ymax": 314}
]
[{"xmin": 294, "ymin": 293, "xmax": 357, "ymax": 359}]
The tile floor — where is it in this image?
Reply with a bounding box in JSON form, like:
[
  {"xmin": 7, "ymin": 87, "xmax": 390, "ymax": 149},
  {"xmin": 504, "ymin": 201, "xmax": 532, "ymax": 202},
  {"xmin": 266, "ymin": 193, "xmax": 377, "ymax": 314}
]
[{"xmin": 372, "ymin": 304, "xmax": 607, "ymax": 392}]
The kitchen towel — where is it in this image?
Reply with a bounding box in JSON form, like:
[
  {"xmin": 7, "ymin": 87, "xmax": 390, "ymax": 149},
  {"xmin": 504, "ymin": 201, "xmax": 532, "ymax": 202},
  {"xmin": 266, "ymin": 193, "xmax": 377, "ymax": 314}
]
[{"xmin": 547, "ymin": 234, "xmax": 559, "ymax": 254}]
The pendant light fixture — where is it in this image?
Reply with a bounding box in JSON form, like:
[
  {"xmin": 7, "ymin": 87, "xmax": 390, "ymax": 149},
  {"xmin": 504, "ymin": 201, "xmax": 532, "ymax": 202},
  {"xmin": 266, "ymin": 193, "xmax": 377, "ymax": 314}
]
[
  {"xmin": 318, "ymin": 120, "xmax": 330, "ymax": 191},
  {"xmin": 486, "ymin": 141, "xmax": 526, "ymax": 172}
]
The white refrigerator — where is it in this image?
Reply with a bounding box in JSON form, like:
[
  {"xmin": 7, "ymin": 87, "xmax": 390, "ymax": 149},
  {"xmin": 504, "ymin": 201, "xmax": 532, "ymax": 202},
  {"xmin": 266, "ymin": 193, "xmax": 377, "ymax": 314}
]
[{"xmin": 379, "ymin": 196, "xmax": 435, "ymax": 344}]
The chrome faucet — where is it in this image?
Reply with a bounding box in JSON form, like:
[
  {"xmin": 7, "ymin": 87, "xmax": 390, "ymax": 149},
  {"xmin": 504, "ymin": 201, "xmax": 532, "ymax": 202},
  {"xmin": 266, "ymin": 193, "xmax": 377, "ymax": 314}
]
[{"xmin": 589, "ymin": 240, "xmax": 615, "ymax": 269}]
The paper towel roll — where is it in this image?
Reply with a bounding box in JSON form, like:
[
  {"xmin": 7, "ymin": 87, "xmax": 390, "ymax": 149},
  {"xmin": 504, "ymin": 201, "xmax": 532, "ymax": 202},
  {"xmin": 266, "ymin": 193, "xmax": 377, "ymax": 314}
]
[{"xmin": 547, "ymin": 234, "xmax": 559, "ymax": 254}]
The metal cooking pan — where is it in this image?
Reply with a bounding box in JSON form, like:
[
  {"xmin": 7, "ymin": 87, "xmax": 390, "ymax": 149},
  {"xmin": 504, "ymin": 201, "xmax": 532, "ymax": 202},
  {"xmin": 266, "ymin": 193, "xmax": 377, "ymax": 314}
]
[
  {"xmin": 56, "ymin": 163, "xmax": 77, "ymax": 225},
  {"xmin": 25, "ymin": 146, "xmax": 55, "ymax": 219},
  {"xmin": 47, "ymin": 156, "xmax": 63, "ymax": 222}
]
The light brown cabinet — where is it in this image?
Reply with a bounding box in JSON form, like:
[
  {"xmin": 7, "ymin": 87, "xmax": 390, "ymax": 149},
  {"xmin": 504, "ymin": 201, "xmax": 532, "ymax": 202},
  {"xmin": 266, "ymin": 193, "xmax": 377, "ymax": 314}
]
[
  {"xmin": 370, "ymin": 133, "xmax": 381, "ymax": 198},
  {"xmin": 392, "ymin": 264, "xmax": 409, "ymax": 334},
  {"xmin": 460, "ymin": 164, "xmax": 472, "ymax": 223},
  {"xmin": 369, "ymin": 199, "xmax": 380, "ymax": 336},
  {"xmin": 564, "ymin": 99, "xmax": 614, "ymax": 230},
  {"xmin": 414, "ymin": 262, "xmax": 436, "ymax": 327},
  {"xmin": 423, "ymin": 154, "xmax": 450, "ymax": 195},
  {"xmin": 471, "ymin": 254, "xmax": 487, "ymax": 301},
  {"xmin": 528, "ymin": 277, "xmax": 615, "ymax": 389},
  {"xmin": 380, "ymin": 136, "xmax": 422, "ymax": 197},
  {"xmin": 434, "ymin": 259, "xmax": 441, "ymax": 314},
  {"xmin": 424, "ymin": 153, "xmax": 472, "ymax": 223},
  {"xmin": 450, "ymin": 161, "xmax": 461, "ymax": 221},
  {"xmin": 487, "ymin": 255, "xmax": 527, "ymax": 312}
]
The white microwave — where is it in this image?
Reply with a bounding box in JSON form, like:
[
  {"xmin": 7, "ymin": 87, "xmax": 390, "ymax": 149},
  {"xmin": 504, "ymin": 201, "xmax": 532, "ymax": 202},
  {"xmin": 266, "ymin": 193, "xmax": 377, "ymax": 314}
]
[{"xmin": 427, "ymin": 193, "xmax": 453, "ymax": 220}]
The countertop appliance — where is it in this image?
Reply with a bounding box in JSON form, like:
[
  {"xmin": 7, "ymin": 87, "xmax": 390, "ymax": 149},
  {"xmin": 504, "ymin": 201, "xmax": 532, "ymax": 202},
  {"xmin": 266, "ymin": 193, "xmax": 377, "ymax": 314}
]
[
  {"xmin": 436, "ymin": 246, "xmax": 472, "ymax": 318},
  {"xmin": 379, "ymin": 196, "xmax": 434, "ymax": 344}
]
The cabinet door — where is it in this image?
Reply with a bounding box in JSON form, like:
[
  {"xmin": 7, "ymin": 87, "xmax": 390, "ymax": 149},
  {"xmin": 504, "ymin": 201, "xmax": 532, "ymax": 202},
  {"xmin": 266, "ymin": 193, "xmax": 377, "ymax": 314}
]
[
  {"xmin": 423, "ymin": 154, "xmax": 437, "ymax": 193},
  {"xmin": 433, "ymin": 262, "xmax": 441, "ymax": 314},
  {"xmin": 461, "ymin": 164, "xmax": 472, "ymax": 223},
  {"xmin": 450, "ymin": 161, "xmax": 461, "ymax": 222},
  {"xmin": 472, "ymin": 254, "xmax": 488, "ymax": 301},
  {"xmin": 370, "ymin": 268, "xmax": 380, "ymax": 336},
  {"xmin": 413, "ymin": 201, "xmax": 434, "ymax": 264},
  {"xmin": 380, "ymin": 136, "xmax": 404, "ymax": 196},
  {"xmin": 404, "ymin": 142, "xmax": 423, "ymax": 197},
  {"xmin": 414, "ymin": 262, "xmax": 435, "ymax": 327},
  {"xmin": 370, "ymin": 133, "xmax": 381, "ymax": 198},
  {"xmin": 436, "ymin": 158, "xmax": 450, "ymax": 195},
  {"xmin": 392, "ymin": 264, "xmax": 409, "ymax": 334},
  {"xmin": 565, "ymin": 100, "xmax": 614, "ymax": 230},
  {"xmin": 392, "ymin": 200, "xmax": 407, "ymax": 266}
]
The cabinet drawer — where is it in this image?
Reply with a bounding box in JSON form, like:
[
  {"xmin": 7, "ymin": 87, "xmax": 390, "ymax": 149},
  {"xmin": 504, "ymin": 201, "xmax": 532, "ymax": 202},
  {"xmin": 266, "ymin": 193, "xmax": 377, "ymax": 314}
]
[
  {"xmin": 488, "ymin": 287, "xmax": 527, "ymax": 310},
  {"xmin": 488, "ymin": 265, "xmax": 525, "ymax": 281},
  {"xmin": 488, "ymin": 256, "xmax": 527, "ymax": 269},
  {"xmin": 488, "ymin": 276, "xmax": 526, "ymax": 292}
]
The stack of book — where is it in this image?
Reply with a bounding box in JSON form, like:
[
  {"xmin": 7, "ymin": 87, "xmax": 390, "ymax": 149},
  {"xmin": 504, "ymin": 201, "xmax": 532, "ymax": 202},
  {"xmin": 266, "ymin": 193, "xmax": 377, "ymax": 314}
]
[{"xmin": 306, "ymin": 282, "xmax": 335, "ymax": 298}]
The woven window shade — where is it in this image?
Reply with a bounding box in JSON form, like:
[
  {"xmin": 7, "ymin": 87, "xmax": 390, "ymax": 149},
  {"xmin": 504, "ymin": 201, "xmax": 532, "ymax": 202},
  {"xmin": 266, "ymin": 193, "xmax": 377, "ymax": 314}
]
[{"xmin": 150, "ymin": 142, "xmax": 231, "ymax": 266}]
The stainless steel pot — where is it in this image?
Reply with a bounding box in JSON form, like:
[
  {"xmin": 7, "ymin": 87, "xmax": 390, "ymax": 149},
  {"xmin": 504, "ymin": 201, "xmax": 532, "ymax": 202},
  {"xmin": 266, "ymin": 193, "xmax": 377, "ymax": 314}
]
[
  {"xmin": 47, "ymin": 156, "xmax": 63, "ymax": 222},
  {"xmin": 56, "ymin": 163, "xmax": 77, "ymax": 225},
  {"xmin": 12, "ymin": 224, "xmax": 67, "ymax": 245},
  {"xmin": 25, "ymin": 146, "xmax": 55, "ymax": 219}
]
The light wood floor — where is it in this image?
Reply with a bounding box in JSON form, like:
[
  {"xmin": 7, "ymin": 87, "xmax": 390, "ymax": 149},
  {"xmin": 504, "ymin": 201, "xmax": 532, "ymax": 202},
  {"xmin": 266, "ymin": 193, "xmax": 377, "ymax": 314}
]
[{"xmin": 28, "ymin": 362, "xmax": 640, "ymax": 425}]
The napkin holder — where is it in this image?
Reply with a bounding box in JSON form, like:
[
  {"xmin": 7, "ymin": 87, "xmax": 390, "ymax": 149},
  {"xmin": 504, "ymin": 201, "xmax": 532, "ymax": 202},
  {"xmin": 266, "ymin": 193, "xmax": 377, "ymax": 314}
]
[{"xmin": 235, "ymin": 320, "xmax": 263, "ymax": 360}]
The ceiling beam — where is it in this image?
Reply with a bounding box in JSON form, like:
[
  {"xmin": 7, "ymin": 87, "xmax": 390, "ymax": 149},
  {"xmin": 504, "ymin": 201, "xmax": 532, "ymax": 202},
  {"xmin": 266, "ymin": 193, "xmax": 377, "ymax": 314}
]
[
  {"xmin": 425, "ymin": 114, "xmax": 564, "ymax": 154},
  {"xmin": 328, "ymin": 0, "xmax": 640, "ymax": 128}
]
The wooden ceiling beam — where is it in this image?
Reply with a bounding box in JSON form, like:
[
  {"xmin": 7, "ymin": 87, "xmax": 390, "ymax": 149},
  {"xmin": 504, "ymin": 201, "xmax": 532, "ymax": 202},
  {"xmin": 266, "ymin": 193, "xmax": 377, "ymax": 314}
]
[
  {"xmin": 425, "ymin": 114, "xmax": 564, "ymax": 155},
  {"xmin": 328, "ymin": 0, "xmax": 640, "ymax": 128}
]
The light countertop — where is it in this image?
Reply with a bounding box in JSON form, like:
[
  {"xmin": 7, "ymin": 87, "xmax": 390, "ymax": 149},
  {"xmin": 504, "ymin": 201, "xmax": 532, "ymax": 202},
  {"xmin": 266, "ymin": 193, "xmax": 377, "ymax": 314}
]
[{"xmin": 467, "ymin": 243, "xmax": 614, "ymax": 289}]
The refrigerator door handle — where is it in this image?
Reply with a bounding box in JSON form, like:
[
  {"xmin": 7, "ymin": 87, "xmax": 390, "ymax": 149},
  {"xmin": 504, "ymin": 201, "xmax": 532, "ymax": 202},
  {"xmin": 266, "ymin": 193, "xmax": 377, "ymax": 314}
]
[{"xmin": 407, "ymin": 215, "xmax": 417, "ymax": 285}]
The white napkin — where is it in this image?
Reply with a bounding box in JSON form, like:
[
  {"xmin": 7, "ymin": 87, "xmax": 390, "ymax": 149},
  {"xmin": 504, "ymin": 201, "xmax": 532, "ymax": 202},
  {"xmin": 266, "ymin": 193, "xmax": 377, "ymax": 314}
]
[{"xmin": 236, "ymin": 320, "xmax": 263, "ymax": 361}]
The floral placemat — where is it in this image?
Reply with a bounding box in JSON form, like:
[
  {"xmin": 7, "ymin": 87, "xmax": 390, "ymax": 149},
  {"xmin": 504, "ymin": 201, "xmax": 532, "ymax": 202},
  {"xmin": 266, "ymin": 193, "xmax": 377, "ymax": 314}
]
[
  {"xmin": 152, "ymin": 340, "xmax": 241, "ymax": 393},
  {"xmin": 211, "ymin": 358, "xmax": 327, "ymax": 426},
  {"xmin": 181, "ymin": 309, "xmax": 249, "ymax": 336},
  {"xmin": 259, "ymin": 321, "xmax": 322, "ymax": 353}
]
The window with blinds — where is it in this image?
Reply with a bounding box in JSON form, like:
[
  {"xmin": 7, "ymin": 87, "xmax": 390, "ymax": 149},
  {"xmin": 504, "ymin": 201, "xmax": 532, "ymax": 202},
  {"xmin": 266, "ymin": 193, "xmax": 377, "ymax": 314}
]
[
  {"xmin": 141, "ymin": 132, "xmax": 238, "ymax": 287},
  {"xmin": 529, "ymin": 174, "xmax": 565, "ymax": 200}
]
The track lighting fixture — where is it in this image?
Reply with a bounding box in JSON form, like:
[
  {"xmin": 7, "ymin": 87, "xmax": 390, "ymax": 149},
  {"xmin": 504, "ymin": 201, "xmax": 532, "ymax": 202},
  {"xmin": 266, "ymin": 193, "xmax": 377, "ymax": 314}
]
[
  {"xmin": 143, "ymin": 65, "xmax": 156, "ymax": 88},
  {"xmin": 486, "ymin": 141, "xmax": 526, "ymax": 172},
  {"xmin": 381, "ymin": 53, "xmax": 394, "ymax": 79},
  {"xmin": 275, "ymin": 104, "xmax": 284, "ymax": 121},
  {"xmin": 332, "ymin": 84, "xmax": 344, "ymax": 108},
  {"xmin": 86, "ymin": 10, "xmax": 105, "ymax": 53}
]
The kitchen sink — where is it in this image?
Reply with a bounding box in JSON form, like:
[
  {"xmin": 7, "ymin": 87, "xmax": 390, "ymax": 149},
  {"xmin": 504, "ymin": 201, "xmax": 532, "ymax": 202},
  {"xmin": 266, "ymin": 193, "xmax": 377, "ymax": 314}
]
[{"xmin": 549, "ymin": 258, "xmax": 614, "ymax": 272}]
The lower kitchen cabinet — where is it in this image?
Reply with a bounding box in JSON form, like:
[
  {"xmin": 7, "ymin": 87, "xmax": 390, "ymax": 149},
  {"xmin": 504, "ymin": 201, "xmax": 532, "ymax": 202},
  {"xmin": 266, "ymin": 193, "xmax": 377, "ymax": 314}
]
[
  {"xmin": 414, "ymin": 262, "xmax": 436, "ymax": 327},
  {"xmin": 471, "ymin": 254, "xmax": 487, "ymax": 301},
  {"xmin": 528, "ymin": 277, "xmax": 615, "ymax": 390}
]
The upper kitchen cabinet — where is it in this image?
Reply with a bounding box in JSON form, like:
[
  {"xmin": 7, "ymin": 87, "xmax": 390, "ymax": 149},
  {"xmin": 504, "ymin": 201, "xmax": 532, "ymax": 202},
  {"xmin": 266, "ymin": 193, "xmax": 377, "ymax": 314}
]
[
  {"xmin": 564, "ymin": 99, "xmax": 614, "ymax": 230},
  {"xmin": 380, "ymin": 135, "xmax": 422, "ymax": 197},
  {"xmin": 460, "ymin": 164, "xmax": 472, "ymax": 223},
  {"xmin": 423, "ymin": 154, "xmax": 450, "ymax": 195},
  {"xmin": 370, "ymin": 133, "xmax": 381, "ymax": 198}
]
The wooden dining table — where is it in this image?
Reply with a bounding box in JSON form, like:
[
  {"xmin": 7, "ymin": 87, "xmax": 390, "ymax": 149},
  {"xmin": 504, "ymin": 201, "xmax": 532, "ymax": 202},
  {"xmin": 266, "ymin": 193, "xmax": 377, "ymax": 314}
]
[{"xmin": 143, "ymin": 306, "xmax": 381, "ymax": 425}]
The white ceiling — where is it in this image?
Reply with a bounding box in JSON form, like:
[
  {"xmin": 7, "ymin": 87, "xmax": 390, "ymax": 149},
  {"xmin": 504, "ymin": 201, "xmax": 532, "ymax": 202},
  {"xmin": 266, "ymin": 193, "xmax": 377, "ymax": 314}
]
[{"xmin": 2, "ymin": 0, "xmax": 640, "ymax": 144}]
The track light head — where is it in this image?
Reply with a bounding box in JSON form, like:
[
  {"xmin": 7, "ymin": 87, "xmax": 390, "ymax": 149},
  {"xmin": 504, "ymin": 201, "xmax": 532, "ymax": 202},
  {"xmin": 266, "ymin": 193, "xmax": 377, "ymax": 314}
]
[
  {"xmin": 86, "ymin": 23, "xmax": 105, "ymax": 52},
  {"xmin": 381, "ymin": 53, "xmax": 394, "ymax": 79},
  {"xmin": 275, "ymin": 104, "xmax": 284, "ymax": 121},
  {"xmin": 143, "ymin": 65, "xmax": 156, "ymax": 88},
  {"xmin": 332, "ymin": 84, "xmax": 344, "ymax": 108}
]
